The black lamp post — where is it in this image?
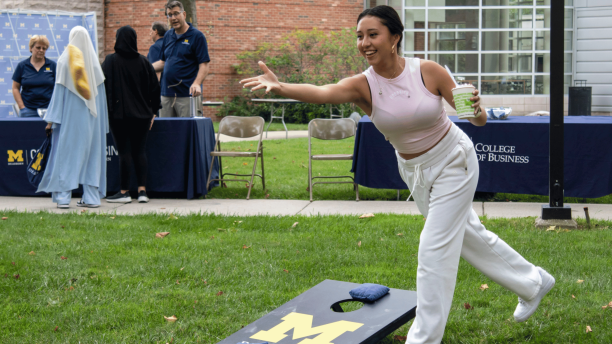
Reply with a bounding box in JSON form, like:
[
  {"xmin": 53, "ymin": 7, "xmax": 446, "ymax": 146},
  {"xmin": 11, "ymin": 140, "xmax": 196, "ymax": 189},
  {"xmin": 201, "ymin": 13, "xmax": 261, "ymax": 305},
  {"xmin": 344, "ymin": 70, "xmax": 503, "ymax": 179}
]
[{"xmin": 541, "ymin": 0, "xmax": 572, "ymax": 220}]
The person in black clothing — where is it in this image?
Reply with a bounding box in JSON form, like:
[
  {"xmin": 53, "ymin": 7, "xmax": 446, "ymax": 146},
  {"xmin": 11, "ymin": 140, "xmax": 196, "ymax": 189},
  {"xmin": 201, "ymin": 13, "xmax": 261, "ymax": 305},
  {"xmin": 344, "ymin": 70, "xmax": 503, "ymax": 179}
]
[{"xmin": 102, "ymin": 25, "xmax": 161, "ymax": 203}]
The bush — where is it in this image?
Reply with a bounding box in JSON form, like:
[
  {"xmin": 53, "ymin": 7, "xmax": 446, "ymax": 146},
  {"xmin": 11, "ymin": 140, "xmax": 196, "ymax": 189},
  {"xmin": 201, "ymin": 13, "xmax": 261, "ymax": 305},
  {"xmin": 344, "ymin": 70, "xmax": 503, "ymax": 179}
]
[{"xmin": 218, "ymin": 27, "xmax": 369, "ymax": 123}]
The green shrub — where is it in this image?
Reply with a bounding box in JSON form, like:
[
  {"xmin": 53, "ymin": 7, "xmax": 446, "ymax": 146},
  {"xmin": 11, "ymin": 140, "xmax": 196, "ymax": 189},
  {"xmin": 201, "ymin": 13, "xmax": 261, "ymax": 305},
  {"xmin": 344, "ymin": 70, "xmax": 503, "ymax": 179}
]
[{"xmin": 218, "ymin": 27, "xmax": 368, "ymax": 123}]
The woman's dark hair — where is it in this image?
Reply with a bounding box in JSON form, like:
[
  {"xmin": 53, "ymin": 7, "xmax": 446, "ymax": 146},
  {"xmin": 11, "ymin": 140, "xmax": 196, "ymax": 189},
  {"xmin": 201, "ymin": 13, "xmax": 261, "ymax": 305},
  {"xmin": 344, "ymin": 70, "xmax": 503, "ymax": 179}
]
[{"xmin": 357, "ymin": 6, "xmax": 404, "ymax": 53}]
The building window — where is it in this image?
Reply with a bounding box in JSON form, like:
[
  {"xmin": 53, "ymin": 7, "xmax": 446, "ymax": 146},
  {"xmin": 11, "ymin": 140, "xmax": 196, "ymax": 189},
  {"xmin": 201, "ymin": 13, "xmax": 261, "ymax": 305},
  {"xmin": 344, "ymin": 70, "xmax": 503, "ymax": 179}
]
[{"xmin": 366, "ymin": 0, "xmax": 574, "ymax": 95}]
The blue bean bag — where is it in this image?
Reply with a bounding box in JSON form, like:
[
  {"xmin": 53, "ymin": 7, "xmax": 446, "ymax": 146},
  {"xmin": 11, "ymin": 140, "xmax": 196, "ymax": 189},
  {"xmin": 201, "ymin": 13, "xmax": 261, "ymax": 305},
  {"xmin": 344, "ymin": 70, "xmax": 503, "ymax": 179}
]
[{"xmin": 349, "ymin": 283, "xmax": 390, "ymax": 302}]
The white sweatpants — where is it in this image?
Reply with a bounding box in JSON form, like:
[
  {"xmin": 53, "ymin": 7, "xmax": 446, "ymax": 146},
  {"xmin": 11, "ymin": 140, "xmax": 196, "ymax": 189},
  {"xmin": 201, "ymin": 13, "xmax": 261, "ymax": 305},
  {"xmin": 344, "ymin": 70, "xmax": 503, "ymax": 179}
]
[{"xmin": 398, "ymin": 124, "xmax": 542, "ymax": 344}]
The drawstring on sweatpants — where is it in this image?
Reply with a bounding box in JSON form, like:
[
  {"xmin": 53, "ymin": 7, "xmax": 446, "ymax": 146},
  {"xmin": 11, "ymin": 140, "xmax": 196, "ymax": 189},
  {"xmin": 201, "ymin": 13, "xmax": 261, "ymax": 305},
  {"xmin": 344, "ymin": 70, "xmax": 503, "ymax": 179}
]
[{"xmin": 407, "ymin": 163, "xmax": 425, "ymax": 202}]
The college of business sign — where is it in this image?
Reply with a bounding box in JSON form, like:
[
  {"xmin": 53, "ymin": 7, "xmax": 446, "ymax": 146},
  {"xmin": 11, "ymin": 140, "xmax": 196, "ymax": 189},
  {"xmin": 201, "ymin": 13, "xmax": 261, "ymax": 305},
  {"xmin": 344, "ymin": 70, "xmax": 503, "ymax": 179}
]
[{"xmin": 474, "ymin": 142, "xmax": 530, "ymax": 164}]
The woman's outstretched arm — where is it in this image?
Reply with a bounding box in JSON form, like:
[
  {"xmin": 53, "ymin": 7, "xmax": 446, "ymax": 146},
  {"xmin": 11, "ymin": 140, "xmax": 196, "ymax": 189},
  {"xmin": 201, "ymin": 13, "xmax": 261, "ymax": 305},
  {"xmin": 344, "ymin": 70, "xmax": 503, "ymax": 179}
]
[{"xmin": 240, "ymin": 61, "xmax": 367, "ymax": 106}]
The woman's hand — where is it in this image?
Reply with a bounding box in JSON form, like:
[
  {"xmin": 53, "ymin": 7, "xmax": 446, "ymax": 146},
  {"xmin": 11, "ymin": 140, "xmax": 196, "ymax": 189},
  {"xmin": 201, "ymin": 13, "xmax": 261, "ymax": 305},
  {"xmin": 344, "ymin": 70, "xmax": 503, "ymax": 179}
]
[
  {"xmin": 470, "ymin": 89, "xmax": 481, "ymax": 115},
  {"xmin": 468, "ymin": 89, "xmax": 487, "ymax": 126},
  {"xmin": 45, "ymin": 122, "xmax": 53, "ymax": 136},
  {"xmin": 239, "ymin": 61, "xmax": 280, "ymax": 94},
  {"xmin": 150, "ymin": 115, "xmax": 155, "ymax": 130}
]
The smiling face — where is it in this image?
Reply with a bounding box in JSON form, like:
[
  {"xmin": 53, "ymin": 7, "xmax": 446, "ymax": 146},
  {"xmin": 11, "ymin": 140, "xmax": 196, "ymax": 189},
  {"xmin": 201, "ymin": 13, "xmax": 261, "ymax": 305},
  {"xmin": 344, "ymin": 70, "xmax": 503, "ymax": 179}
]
[
  {"xmin": 357, "ymin": 15, "xmax": 399, "ymax": 66},
  {"xmin": 167, "ymin": 6, "xmax": 186, "ymax": 32}
]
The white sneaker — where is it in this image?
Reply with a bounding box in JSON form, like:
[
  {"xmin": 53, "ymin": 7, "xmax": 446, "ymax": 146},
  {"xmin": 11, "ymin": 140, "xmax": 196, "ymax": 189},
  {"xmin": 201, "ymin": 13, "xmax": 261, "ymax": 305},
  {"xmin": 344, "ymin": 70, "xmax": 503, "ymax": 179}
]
[
  {"xmin": 76, "ymin": 200, "xmax": 100, "ymax": 208},
  {"xmin": 514, "ymin": 267, "xmax": 555, "ymax": 322},
  {"xmin": 57, "ymin": 204, "xmax": 69, "ymax": 209}
]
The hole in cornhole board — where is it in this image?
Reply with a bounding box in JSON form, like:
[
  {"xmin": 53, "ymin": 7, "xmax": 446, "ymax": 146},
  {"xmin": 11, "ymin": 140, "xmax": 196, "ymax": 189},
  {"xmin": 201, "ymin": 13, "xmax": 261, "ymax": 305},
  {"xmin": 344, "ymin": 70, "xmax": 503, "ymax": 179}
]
[
  {"xmin": 330, "ymin": 299, "xmax": 365, "ymax": 313},
  {"xmin": 217, "ymin": 279, "xmax": 417, "ymax": 344}
]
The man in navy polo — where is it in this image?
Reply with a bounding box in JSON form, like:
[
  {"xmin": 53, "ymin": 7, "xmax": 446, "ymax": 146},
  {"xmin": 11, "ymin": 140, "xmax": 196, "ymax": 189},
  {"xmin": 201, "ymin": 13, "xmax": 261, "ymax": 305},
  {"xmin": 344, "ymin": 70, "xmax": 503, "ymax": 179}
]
[
  {"xmin": 12, "ymin": 35, "xmax": 57, "ymax": 117},
  {"xmin": 152, "ymin": 1, "xmax": 210, "ymax": 117},
  {"xmin": 147, "ymin": 21, "xmax": 167, "ymax": 81}
]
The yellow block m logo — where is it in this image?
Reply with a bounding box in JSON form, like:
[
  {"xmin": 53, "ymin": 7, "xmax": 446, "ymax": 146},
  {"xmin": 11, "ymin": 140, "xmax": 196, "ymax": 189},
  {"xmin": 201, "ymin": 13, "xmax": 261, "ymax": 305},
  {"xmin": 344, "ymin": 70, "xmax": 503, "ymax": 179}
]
[
  {"xmin": 8, "ymin": 150, "xmax": 23, "ymax": 162},
  {"xmin": 250, "ymin": 312, "xmax": 363, "ymax": 344}
]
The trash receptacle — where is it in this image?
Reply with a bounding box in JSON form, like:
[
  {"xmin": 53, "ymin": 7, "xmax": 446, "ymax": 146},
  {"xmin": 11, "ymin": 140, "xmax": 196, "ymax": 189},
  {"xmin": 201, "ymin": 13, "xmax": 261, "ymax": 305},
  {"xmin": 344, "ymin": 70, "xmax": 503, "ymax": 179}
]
[{"xmin": 568, "ymin": 80, "xmax": 591, "ymax": 116}]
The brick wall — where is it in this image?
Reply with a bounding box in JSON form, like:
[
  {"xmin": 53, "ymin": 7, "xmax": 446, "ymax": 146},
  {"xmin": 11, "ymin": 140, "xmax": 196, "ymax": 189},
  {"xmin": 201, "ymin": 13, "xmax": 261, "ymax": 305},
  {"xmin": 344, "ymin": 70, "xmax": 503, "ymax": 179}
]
[
  {"xmin": 1, "ymin": 0, "xmax": 105, "ymax": 58},
  {"xmin": 104, "ymin": 0, "xmax": 365, "ymax": 119}
]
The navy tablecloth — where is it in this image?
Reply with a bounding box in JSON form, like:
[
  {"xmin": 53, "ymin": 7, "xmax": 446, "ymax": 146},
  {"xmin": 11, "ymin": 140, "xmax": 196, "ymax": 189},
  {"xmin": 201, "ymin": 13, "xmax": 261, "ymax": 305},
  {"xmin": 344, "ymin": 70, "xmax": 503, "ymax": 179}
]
[
  {"xmin": 0, "ymin": 117, "xmax": 219, "ymax": 199},
  {"xmin": 351, "ymin": 115, "xmax": 612, "ymax": 198}
]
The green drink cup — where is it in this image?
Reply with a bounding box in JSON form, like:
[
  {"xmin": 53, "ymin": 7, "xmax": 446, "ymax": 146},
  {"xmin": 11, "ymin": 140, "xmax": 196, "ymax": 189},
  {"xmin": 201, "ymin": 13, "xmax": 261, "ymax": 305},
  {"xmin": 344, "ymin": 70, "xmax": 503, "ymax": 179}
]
[{"xmin": 452, "ymin": 85, "xmax": 476, "ymax": 119}]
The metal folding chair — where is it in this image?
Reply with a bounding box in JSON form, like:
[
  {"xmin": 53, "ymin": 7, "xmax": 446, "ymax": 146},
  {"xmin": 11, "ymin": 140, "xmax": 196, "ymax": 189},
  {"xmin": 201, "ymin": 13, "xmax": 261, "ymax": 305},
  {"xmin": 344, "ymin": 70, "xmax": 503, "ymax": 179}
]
[
  {"xmin": 308, "ymin": 118, "xmax": 359, "ymax": 202},
  {"xmin": 206, "ymin": 116, "xmax": 265, "ymax": 200}
]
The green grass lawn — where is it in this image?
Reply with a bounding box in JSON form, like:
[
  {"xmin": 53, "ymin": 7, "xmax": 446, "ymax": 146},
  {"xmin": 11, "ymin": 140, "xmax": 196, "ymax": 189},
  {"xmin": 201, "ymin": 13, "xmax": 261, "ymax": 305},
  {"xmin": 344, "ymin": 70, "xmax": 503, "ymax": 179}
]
[
  {"xmin": 1, "ymin": 212, "xmax": 610, "ymax": 343},
  {"xmin": 206, "ymin": 137, "xmax": 612, "ymax": 204}
]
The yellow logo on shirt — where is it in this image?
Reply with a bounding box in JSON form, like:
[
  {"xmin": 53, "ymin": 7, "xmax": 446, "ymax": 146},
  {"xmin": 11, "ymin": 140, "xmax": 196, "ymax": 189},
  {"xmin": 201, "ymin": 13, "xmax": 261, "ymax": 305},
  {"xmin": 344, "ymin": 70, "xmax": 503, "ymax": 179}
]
[
  {"xmin": 7, "ymin": 150, "xmax": 23, "ymax": 163},
  {"xmin": 46, "ymin": 67, "xmax": 50, "ymax": 71},
  {"xmin": 184, "ymin": 39, "xmax": 188, "ymax": 43}
]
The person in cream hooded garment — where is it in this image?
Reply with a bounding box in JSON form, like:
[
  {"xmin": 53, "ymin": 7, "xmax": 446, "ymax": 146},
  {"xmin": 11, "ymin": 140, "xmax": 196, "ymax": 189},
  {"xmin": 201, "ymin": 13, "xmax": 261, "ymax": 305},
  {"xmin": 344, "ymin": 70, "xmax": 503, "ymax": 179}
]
[{"xmin": 37, "ymin": 26, "xmax": 108, "ymax": 208}]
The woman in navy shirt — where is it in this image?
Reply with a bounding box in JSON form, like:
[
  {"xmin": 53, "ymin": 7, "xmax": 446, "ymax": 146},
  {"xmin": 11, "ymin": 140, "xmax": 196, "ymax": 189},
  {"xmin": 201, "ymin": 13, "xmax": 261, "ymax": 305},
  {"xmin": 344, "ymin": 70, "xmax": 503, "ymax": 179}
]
[{"xmin": 12, "ymin": 35, "xmax": 57, "ymax": 117}]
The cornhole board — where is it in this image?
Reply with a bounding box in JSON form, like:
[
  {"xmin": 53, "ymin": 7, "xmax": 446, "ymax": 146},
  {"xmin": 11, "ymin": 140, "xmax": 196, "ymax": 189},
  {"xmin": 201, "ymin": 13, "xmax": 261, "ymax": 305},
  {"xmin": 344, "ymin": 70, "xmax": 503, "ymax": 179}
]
[{"xmin": 217, "ymin": 279, "xmax": 417, "ymax": 344}]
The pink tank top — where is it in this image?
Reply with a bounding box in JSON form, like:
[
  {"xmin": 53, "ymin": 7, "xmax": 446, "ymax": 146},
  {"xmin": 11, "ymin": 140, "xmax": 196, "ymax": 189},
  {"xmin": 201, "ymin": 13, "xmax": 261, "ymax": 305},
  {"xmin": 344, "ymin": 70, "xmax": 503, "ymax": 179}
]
[{"xmin": 363, "ymin": 57, "xmax": 451, "ymax": 154}]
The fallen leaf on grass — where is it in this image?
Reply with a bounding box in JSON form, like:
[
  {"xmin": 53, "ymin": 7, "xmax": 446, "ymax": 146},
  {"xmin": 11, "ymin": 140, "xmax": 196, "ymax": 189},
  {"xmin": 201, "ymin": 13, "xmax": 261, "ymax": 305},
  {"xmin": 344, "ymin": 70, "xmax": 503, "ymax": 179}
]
[
  {"xmin": 242, "ymin": 162, "xmax": 248, "ymax": 166},
  {"xmin": 463, "ymin": 302, "xmax": 473, "ymax": 310},
  {"xmin": 210, "ymin": 236, "xmax": 215, "ymax": 239},
  {"xmin": 265, "ymin": 194, "xmax": 270, "ymax": 199},
  {"xmin": 393, "ymin": 335, "xmax": 407, "ymax": 341},
  {"xmin": 1, "ymin": 217, "xmax": 7, "ymax": 220},
  {"xmin": 176, "ymin": 280, "xmax": 180, "ymax": 285},
  {"xmin": 273, "ymin": 157, "xmax": 277, "ymax": 160},
  {"xmin": 572, "ymin": 295, "xmax": 576, "ymax": 299},
  {"xmin": 216, "ymin": 291, "xmax": 223, "ymax": 296},
  {"xmin": 397, "ymin": 233, "xmax": 403, "ymax": 236},
  {"xmin": 14, "ymin": 274, "xmax": 19, "ymax": 279},
  {"xmin": 155, "ymin": 232, "xmax": 170, "ymax": 238},
  {"xmin": 11, "ymin": 262, "xmax": 15, "ymax": 265},
  {"xmin": 164, "ymin": 315, "xmax": 178, "ymax": 322},
  {"xmin": 167, "ymin": 214, "xmax": 178, "ymax": 220},
  {"xmin": 577, "ymin": 279, "xmax": 584, "ymax": 284},
  {"xmin": 242, "ymin": 245, "xmax": 251, "ymax": 249},
  {"xmin": 546, "ymin": 226, "xmax": 556, "ymax": 231},
  {"xmin": 60, "ymin": 256, "xmax": 67, "ymax": 260},
  {"xmin": 29, "ymin": 251, "xmax": 35, "ymax": 255},
  {"xmin": 245, "ymin": 183, "xmax": 251, "ymax": 188},
  {"xmin": 180, "ymin": 267, "xmax": 184, "ymax": 271},
  {"xmin": 53, "ymin": 326, "xmax": 58, "ymax": 332},
  {"xmin": 283, "ymin": 269, "xmax": 289, "ymax": 273},
  {"xmin": 110, "ymin": 217, "xmax": 115, "ymax": 220},
  {"xmin": 81, "ymin": 209, "xmax": 87, "ymax": 213},
  {"xmin": 480, "ymin": 284, "xmax": 489, "ymax": 291},
  {"xmin": 292, "ymin": 222, "xmax": 299, "ymax": 228},
  {"xmin": 586, "ymin": 325, "xmax": 592, "ymax": 333},
  {"xmin": 359, "ymin": 213, "xmax": 375, "ymax": 219},
  {"xmin": 217, "ymin": 228, "xmax": 226, "ymax": 232},
  {"xmin": 357, "ymin": 241, "xmax": 361, "ymax": 247},
  {"xmin": 602, "ymin": 305, "xmax": 607, "ymax": 309},
  {"xmin": 609, "ymin": 301, "xmax": 612, "ymax": 307}
]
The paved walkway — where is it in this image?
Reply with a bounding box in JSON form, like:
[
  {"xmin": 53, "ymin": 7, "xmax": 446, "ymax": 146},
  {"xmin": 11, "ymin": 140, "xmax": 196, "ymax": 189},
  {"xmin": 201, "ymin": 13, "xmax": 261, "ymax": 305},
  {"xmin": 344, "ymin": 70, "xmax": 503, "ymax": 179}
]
[{"xmin": 0, "ymin": 197, "xmax": 610, "ymax": 220}]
